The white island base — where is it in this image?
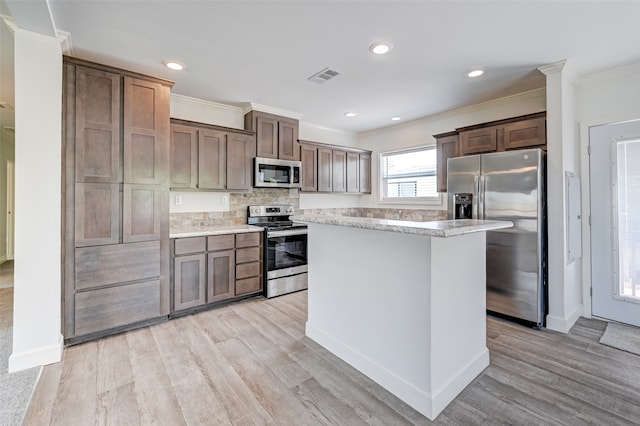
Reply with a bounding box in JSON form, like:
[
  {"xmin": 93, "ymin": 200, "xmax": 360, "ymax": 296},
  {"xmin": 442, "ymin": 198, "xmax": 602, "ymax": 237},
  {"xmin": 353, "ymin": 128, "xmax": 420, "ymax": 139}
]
[{"xmin": 299, "ymin": 218, "xmax": 511, "ymax": 420}]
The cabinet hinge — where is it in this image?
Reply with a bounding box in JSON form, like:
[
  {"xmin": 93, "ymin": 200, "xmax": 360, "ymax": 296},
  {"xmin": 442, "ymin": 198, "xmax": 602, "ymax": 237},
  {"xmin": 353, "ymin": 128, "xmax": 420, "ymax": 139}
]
[
  {"xmin": 589, "ymin": 215, "xmax": 591, "ymax": 226},
  {"xmin": 590, "ymin": 287, "xmax": 592, "ymax": 296}
]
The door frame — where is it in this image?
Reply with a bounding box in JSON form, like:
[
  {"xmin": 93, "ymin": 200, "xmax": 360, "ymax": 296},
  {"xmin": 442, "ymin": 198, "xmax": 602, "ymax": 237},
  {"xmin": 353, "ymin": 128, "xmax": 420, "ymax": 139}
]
[
  {"xmin": 6, "ymin": 159, "xmax": 14, "ymax": 260},
  {"xmin": 580, "ymin": 114, "xmax": 640, "ymax": 319}
]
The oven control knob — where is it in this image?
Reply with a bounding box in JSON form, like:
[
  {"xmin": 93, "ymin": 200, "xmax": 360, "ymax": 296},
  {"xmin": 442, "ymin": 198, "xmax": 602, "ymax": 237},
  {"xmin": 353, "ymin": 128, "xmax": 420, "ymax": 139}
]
[
  {"xmin": 286, "ymin": 207, "xmax": 293, "ymax": 214},
  {"xmin": 252, "ymin": 207, "xmax": 260, "ymax": 214}
]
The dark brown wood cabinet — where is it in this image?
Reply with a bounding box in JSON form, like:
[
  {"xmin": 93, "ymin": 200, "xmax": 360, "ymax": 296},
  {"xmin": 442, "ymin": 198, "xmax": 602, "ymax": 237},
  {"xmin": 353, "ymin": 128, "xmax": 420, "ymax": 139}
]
[
  {"xmin": 301, "ymin": 141, "xmax": 371, "ymax": 194},
  {"xmin": 359, "ymin": 153, "xmax": 371, "ymax": 194},
  {"xmin": 459, "ymin": 126, "xmax": 498, "ymax": 155},
  {"xmin": 332, "ymin": 150, "xmax": 347, "ymax": 193},
  {"xmin": 435, "ymin": 132, "xmax": 459, "ymax": 193},
  {"xmin": 174, "ymin": 253, "xmax": 206, "ymax": 311},
  {"xmin": 169, "ymin": 119, "xmax": 255, "ymax": 191},
  {"xmin": 244, "ymin": 110, "xmax": 300, "ymax": 161},
  {"xmin": 170, "ymin": 125, "xmax": 197, "ymax": 188},
  {"xmin": 346, "ymin": 151, "xmax": 360, "ymax": 193},
  {"xmin": 198, "ymin": 129, "xmax": 226, "ymax": 190},
  {"xmin": 300, "ymin": 144, "xmax": 318, "ymax": 192},
  {"xmin": 317, "ymin": 147, "xmax": 333, "ymax": 192},
  {"xmin": 171, "ymin": 231, "xmax": 263, "ymax": 312},
  {"xmin": 503, "ymin": 116, "xmax": 546, "ymax": 150},
  {"xmin": 63, "ymin": 56, "xmax": 173, "ymax": 343},
  {"xmin": 436, "ymin": 112, "xmax": 547, "ymax": 192}
]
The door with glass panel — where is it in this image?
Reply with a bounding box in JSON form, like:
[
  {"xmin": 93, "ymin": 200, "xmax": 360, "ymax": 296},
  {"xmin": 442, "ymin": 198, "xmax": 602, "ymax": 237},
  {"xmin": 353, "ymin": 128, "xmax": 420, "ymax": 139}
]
[{"xmin": 590, "ymin": 120, "xmax": 640, "ymax": 326}]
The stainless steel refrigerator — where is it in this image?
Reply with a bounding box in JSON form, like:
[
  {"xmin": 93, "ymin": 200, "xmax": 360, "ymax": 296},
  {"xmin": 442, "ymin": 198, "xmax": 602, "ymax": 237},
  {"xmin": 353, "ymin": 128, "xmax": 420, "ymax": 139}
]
[{"xmin": 447, "ymin": 148, "xmax": 546, "ymax": 327}]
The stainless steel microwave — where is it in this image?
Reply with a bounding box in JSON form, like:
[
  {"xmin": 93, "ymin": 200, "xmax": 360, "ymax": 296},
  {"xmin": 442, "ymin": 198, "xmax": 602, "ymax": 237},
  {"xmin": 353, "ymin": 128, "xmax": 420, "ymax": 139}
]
[{"xmin": 254, "ymin": 157, "xmax": 302, "ymax": 188}]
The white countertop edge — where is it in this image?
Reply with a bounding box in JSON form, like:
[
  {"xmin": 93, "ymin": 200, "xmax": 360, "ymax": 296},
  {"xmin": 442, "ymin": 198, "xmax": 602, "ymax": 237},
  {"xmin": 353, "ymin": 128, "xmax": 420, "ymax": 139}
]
[
  {"xmin": 170, "ymin": 224, "xmax": 264, "ymax": 239},
  {"xmin": 290, "ymin": 215, "xmax": 512, "ymax": 238}
]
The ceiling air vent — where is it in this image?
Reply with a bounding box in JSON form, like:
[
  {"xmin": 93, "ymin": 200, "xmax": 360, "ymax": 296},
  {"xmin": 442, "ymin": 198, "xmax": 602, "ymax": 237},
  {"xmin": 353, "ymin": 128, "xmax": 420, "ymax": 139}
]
[{"xmin": 307, "ymin": 67, "xmax": 340, "ymax": 84}]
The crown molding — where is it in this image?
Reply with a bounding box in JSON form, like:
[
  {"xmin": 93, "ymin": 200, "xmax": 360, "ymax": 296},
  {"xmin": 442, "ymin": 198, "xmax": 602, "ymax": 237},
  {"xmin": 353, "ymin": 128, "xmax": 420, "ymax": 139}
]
[
  {"xmin": 171, "ymin": 93, "xmax": 244, "ymax": 113},
  {"xmin": 243, "ymin": 102, "xmax": 304, "ymax": 120},
  {"xmin": 538, "ymin": 60, "xmax": 567, "ymax": 76},
  {"xmin": 1, "ymin": 13, "xmax": 68, "ymax": 48},
  {"xmin": 360, "ymin": 87, "xmax": 546, "ymax": 138},
  {"xmin": 56, "ymin": 29, "xmax": 73, "ymax": 55},
  {"xmin": 576, "ymin": 62, "xmax": 640, "ymax": 87}
]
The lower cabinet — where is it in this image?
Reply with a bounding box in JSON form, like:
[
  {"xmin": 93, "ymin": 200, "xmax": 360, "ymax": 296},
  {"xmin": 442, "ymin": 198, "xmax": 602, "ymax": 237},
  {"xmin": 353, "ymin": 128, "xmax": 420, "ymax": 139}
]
[{"xmin": 171, "ymin": 231, "xmax": 263, "ymax": 313}]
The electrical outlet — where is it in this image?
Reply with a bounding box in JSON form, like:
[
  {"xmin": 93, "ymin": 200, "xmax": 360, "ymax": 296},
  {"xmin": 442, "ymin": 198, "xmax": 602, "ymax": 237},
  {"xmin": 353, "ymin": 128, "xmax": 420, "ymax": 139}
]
[
  {"xmin": 220, "ymin": 195, "xmax": 229, "ymax": 205},
  {"xmin": 175, "ymin": 195, "xmax": 183, "ymax": 205}
]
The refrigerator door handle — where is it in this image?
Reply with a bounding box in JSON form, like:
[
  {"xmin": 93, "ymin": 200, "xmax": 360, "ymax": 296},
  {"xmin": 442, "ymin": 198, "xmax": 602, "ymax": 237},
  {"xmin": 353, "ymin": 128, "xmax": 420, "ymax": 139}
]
[
  {"xmin": 479, "ymin": 175, "xmax": 486, "ymax": 220},
  {"xmin": 474, "ymin": 175, "xmax": 480, "ymax": 219}
]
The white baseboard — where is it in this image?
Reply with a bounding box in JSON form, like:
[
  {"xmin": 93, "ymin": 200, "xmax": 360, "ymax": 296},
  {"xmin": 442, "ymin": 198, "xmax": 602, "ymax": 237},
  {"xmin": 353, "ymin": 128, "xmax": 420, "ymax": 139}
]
[
  {"xmin": 306, "ymin": 322, "xmax": 489, "ymax": 421},
  {"xmin": 8, "ymin": 333, "xmax": 63, "ymax": 373},
  {"xmin": 546, "ymin": 304, "xmax": 584, "ymax": 333}
]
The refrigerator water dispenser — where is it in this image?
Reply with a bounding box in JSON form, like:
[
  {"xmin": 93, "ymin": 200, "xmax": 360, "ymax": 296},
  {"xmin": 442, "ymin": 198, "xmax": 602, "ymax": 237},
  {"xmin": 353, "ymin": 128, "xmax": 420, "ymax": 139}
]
[{"xmin": 453, "ymin": 193, "xmax": 473, "ymax": 219}]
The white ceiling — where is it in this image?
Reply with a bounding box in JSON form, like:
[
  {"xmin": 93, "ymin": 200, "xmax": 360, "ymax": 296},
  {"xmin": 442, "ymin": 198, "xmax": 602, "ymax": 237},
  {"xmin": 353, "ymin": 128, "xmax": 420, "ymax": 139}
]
[{"xmin": 3, "ymin": 1, "xmax": 640, "ymax": 134}]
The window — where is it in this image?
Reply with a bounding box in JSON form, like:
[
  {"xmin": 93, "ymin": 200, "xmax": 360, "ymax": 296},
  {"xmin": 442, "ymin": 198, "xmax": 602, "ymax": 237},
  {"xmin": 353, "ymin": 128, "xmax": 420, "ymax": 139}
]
[{"xmin": 380, "ymin": 146, "xmax": 439, "ymax": 202}]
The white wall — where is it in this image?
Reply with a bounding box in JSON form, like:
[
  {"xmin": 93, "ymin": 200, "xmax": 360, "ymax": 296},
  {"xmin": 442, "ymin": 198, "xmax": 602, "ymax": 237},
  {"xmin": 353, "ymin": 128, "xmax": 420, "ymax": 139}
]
[
  {"xmin": 357, "ymin": 88, "xmax": 547, "ymax": 210},
  {"xmin": 9, "ymin": 29, "xmax": 63, "ymax": 372},
  {"xmin": 576, "ymin": 64, "xmax": 640, "ymax": 318}
]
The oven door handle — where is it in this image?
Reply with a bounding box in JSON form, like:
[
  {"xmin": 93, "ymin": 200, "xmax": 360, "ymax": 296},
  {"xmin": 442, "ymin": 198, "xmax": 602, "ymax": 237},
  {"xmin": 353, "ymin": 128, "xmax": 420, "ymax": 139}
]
[{"xmin": 267, "ymin": 229, "xmax": 308, "ymax": 238}]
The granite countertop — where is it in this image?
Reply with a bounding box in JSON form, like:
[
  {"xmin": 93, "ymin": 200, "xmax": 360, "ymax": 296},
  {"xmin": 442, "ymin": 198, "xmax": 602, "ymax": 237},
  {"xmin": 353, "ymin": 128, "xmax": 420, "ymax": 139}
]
[
  {"xmin": 170, "ymin": 224, "xmax": 264, "ymax": 239},
  {"xmin": 290, "ymin": 214, "xmax": 512, "ymax": 238}
]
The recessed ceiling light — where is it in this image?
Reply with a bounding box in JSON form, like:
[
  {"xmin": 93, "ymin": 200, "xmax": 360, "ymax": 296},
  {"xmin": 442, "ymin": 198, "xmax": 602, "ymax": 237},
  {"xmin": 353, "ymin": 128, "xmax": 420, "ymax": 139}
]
[
  {"xmin": 344, "ymin": 112, "xmax": 358, "ymax": 117},
  {"xmin": 466, "ymin": 68, "xmax": 485, "ymax": 78},
  {"xmin": 163, "ymin": 59, "xmax": 185, "ymax": 71},
  {"xmin": 391, "ymin": 116, "xmax": 401, "ymax": 121},
  {"xmin": 369, "ymin": 42, "xmax": 393, "ymax": 55}
]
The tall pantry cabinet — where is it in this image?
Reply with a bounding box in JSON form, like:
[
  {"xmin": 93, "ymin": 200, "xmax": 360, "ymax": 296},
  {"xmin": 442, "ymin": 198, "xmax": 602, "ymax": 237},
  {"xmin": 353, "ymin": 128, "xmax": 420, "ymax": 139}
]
[{"xmin": 62, "ymin": 57, "xmax": 173, "ymax": 342}]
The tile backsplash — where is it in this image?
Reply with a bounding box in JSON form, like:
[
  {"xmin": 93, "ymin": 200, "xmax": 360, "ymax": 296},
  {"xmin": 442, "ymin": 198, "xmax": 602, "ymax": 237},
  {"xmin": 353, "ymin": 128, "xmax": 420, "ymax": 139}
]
[
  {"xmin": 171, "ymin": 188, "xmax": 446, "ymax": 228},
  {"xmin": 170, "ymin": 188, "xmax": 300, "ymax": 228}
]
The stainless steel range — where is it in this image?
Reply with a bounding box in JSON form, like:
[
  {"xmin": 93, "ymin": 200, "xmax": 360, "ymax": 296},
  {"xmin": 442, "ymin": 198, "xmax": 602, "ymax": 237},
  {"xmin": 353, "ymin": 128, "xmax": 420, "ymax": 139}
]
[{"xmin": 248, "ymin": 205, "xmax": 308, "ymax": 298}]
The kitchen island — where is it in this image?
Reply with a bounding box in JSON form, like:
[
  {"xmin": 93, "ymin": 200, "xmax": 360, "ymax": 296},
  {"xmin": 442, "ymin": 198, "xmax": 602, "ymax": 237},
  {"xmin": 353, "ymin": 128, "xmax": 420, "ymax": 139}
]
[{"xmin": 291, "ymin": 215, "xmax": 512, "ymax": 420}]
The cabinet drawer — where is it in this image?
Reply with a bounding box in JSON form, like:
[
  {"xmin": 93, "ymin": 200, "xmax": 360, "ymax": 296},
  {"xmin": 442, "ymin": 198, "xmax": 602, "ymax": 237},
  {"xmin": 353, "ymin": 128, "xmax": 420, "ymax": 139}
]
[
  {"xmin": 236, "ymin": 232, "xmax": 261, "ymax": 248},
  {"xmin": 236, "ymin": 247, "xmax": 261, "ymax": 263},
  {"xmin": 236, "ymin": 276, "xmax": 262, "ymax": 296},
  {"xmin": 75, "ymin": 279, "xmax": 161, "ymax": 336},
  {"xmin": 207, "ymin": 234, "xmax": 235, "ymax": 251},
  {"xmin": 174, "ymin": 237, "xmax": 206, "ymax": 255},
  {"xmin": 75, "ymin": 241, "xmax": 160, "ymax": 290},
  {"xmin": 236, "ymin": 261, "xmax": 261, "ymax": 280}
]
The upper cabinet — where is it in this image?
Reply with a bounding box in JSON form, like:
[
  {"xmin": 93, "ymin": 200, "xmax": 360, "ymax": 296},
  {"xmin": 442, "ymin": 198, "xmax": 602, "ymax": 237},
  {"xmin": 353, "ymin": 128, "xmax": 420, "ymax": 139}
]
[
  {"xmin": 300, "ymin": 141, "xmax": 371, "ymax": 195},
  {"xmin": 169, "ymin": 119, "xmax": 256, "ymax": 191},
  {"xmin": 435, "ymin": 132, "xmax": 459, "ymax": 193},
  {"xmin": 435, "ymin": 112, "xmax": 546, "ymax": 192},
  {"xmin": 244, "ymin": 110, "xmax": 300, "ymax": 161}
]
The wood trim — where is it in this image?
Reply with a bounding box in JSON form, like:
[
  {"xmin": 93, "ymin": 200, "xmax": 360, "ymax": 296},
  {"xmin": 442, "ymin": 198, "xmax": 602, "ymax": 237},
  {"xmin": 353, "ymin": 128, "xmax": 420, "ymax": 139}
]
[
  {"xmin": 455, "ymin": 111, "xmax": 546, "ymax": 133},
  {"xmin": 298, "ymin": 139, "xmax": 372, "ymax": 155}
]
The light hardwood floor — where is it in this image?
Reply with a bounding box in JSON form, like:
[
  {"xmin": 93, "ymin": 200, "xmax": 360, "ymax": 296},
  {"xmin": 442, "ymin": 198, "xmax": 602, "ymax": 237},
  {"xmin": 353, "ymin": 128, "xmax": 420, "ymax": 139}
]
[{"xmin": 25, "ymin": 291, "xmax": 640, "ymax": 425}]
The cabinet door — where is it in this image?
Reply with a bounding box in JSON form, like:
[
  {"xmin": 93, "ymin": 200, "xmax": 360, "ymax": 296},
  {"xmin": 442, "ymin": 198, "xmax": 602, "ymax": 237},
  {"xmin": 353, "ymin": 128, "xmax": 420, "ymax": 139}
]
[
  {"xmin": 170, "ymin": 124, "xmax": 197, "ymax": 188},
  {"xmin": 198, "ymin": 129, "xmax": 226, "ymax": 189},
  {"xmin": 123, "ymin": 76, "xmax": 170, "ymax": 184},
  {"xmin": 207, "ymin": 250, "xmax": 235, "ymax": 303},
  {"xmin": 503, "ymin": 117, "xmax": 546, "ymax": 150},
  {"xmin": 332, "ymin": 150, "xmax": 347, "ymax": 193},
  {"xmin": 460, "ymin": 127, "xmax": 497, "ymax": 155},
  {"xmin": 227, "ymin": 132, "xmax": 256, "ymax": 190},
  {"xmin": 436, "ymin": 134, "xmax": 459, "ymax": 192},
  {"xmin": 346, "ymin": 151, "xmax": 360, "ymax": 193},
  {"xmin": 300, "ymin": 144, "xmax": 317, "ymax": 192},
  {"xmin": 256, "ymin": 116, "xmax": 278, "ymax": 159},
  {"xmin": 278, "ymin": 120, "xmax": 300, "ymax": 161},
  {"xmin": 75, "ymin": 66, "xmax": 120, "ymax": 183},
  {"xmin": 75, "ymin": 183, "xmax": 119, "ymax": 247},
  {"xmin": 123, "ymin": 184, "xmax": 161, "ymax": 243},
  {"xmin": 317, "ymin": 148, "xmax": 333, "ymax": 192},
  {"xmin": 174, "ymin": 253, "xmax": 206, "ymax": 311},
  {"xmin": 359, "ymin": 153, "xmax": 371, "ymax": 194}
]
